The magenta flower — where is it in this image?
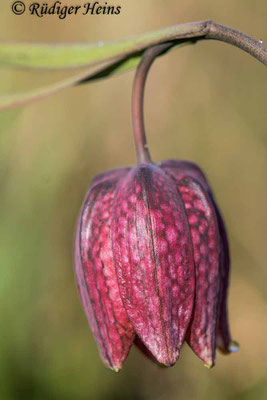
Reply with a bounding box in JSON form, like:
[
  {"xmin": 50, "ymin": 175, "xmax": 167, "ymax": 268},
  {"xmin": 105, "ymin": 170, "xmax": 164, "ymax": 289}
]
[
  {"xmin": 74, "ymin": 44, "xmax": 238, "ymax": 371},
  {"xmin": 74, "ymin": 161, "xmax": 237, "ymax": 370}
]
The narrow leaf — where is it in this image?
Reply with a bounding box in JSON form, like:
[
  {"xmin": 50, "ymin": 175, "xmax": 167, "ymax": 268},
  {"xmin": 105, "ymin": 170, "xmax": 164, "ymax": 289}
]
[
  {"xmin": 0, "ymin": 43, "xmax": 188, "ymax": 111},
  {"xmin": 0, "ymin": 54, "xmax": 141, "ymax": 110},
  {"xmin": 0, "ymin": 21, "xmax": 208, "ymax": 69}
]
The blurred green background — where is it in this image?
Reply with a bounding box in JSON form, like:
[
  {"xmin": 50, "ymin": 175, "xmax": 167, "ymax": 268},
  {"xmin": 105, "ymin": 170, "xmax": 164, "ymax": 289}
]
[{"xmin": 0, "ymin": 1, "xmax": 267, "ymax": 399}]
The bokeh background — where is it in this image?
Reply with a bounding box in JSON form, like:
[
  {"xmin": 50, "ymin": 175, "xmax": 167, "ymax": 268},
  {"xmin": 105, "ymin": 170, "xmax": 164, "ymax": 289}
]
[{"xmin": 0, "ymin": 1, "xmax": 267, "ymax": 399}]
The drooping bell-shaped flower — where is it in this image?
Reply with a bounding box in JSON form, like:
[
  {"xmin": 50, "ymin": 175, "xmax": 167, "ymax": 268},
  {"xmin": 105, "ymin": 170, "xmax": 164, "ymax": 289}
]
[{"xmin": 74, "ymin": 44, "xmax": 238, "ymax": 371}]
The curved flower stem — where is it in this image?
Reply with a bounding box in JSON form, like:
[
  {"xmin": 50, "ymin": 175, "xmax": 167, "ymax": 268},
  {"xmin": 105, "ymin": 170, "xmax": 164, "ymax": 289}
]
[
  {"xmin": 206, "ymin": 21, "xmax": 266, "ymax": 65},
  {"xmin": 132, "ymin": 43, "xmax": 173, "ymax": 164},
  {"xmin": 131, "ymin": 20, "xmax": 267, "ymax": 164}
]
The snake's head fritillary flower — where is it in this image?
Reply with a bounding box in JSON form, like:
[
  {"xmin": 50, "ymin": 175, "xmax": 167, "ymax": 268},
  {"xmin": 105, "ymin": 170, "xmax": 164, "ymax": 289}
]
[
  {"xmin": 74, "ymin": 43, "xmax": 238, "ymax": 371},
  {"xmin": 74, "ymin": 160, "xmax": 238, "ymax": 371}
]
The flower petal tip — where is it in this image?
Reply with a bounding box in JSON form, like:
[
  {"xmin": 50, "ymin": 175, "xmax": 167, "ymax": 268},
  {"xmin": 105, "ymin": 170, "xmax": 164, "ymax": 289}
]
[
  {"xmin": 204, "ymin": 361, "xmax": 215, "ymax": 369},
  {"xmin": 228, "ymin": 340, "xmax": 239, "ymax": 353},
  {"xmin": 218, "ymin": 339, "xmax": 239, "ymax": 355},
  {"xmin": 158, "ymin": 355, "xmax": 179, "ymax": 368},
  {"xmin": 112, "ymin": 366, "xmax": 122, "ymax": 373}
]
